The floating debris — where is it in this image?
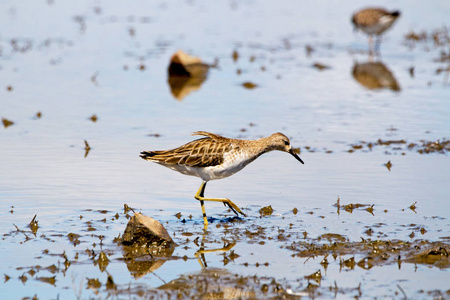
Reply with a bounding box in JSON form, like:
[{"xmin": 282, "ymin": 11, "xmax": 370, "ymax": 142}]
[
  {"xmin": 319, "ymin": 233, "xmax": 348, "ymax": 243},
  {"xmin": 305, "ymin": 45, "xmax": 315, "ymax": 57},
  {"xmin": 259, "ymin": 205, "xmax": 274, "ymax": 217},
  {"xmin": 87, "ymin": 278, "xmax": 101, "ymax": 290},
  {"xmin": 305, "ymin": 270, "xmax": 322, "ymax": 284},
  {"xmin": 312, "ymin": 62, "xmax": 330, "ymax": 71},
  {"xmin": 404, "ymin": 27, "xmax": 450, "ymax": 48},
  {"xmin": 232, "ymin": 50, "xmax": 239, "ymax": 62},
  {"xmin": 405, "ymin": 31, "xmax": 428, "ymax": 43},
  {"xmin": 409, "ymin": 66, "xmax": 415, "ymax": 78},
  {"xmin": 35, "ymin": 276, "xmax": 56, "ymax": 286},
  {"xmin": 95, "ymin": 251, "xmax": 110, "ymax": 272},
  {"xmin": 84, "ymin": 140, "xmax": 91, "ymax": 158},
  {"xmin": 67, "ymin": 233, "xmax": 81, "ymax": 246},
  {"xmin": 11, "ymin": 38, "xmax": 32, "ymax": 53},
  {"xmin": 2, "ymin": 117, "xmax": 14, "ymax": 128},
  {"xmin": 366, "ymin": 205, "xmax": 375, "ymax": 215},
  {"xmin": 320, "ymin": 255, "xmax": 329, "ymax": 266},
  {"xmin": 341, "ymin": 257, "xmax": 356, "ymax": 269},
  {"xmin": 242, "ymin": 81, "xmax": 258, "ymax": 89},
  {"xmin": 347, "ymin": 138, "xmax": 450, "ymax": 154},
  {"xmin": 106, "ymin": 273, "xmax": 116, "ymax": 290},
  {"xmin": 334, "ymin": 198, "xmax": 375, "ymax": 215},
  {"xmin": 405, "ymin": 246, "xmax": 449, "ymax": 268},
  {"xmin": 28, "ymin": 215, "xmax": 39, "ymax": 235},
  {"xmin": 147, "ymin": 133, "xmax": 161, "ymax": 138},
  {"xmin": 384, "ymin": 160, "xmax": 392, "ymax": 171},
  {"xmin": 89, "ymin": 114, "xmax": 98, "ymax": 122},
  {"xmin": 123, "ymin": 203, "xmax": 134, "ymax": 214},
  {"xmin": 418, "ymin": 139, "xmax": 450, "ymax": 154},
  {"xmin": 91, "ymin": 72, "xmax": 99, "ymax": 86},
  {"xmin": 19, "ymin": 274, "xmax": 28, "ymax": 284}
]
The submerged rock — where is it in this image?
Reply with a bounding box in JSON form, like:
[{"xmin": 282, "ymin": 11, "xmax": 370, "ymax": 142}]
[
  {"xmin": 168, "ymin": 49, "xmax": 209, "ymax": 77},
  {"xmin": 122, "ymin": 213, "xmax": 173, "ymax": 246},
  {"xmin": 167, "ymin": 50, "xmax": 209, "ymax": 100},
  {"xmin": 121, "ymin": 213, "xmax": 175, "ymax": 278}
]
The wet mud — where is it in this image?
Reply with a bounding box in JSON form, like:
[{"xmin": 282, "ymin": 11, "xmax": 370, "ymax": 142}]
[{"xmin": 3, "ymin": 205, "xmax": 449, "ymax": 299}]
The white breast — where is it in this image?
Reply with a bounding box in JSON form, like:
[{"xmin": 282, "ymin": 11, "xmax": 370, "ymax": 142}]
[
  {"xmin": 156, "ymin": 148, "xmax": 260, "ymax": 182},
  {"xmin": 199, "ymin": 149, "xmax": 257, "ymax": 181},
  {"xmin": 361, "ymin": 16, "xmax": 396, "ymax": 35}
]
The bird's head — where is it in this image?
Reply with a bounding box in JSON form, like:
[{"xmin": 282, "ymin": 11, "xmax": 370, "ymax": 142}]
[{"xmin": 269, "ymin": 133, "xmax": 304, "ymax": 164}]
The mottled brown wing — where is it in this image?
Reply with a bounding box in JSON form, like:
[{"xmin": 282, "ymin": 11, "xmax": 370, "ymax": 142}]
[{"xmin": 140, "ymin": 137, "xmax": 233, "ymax": 167}]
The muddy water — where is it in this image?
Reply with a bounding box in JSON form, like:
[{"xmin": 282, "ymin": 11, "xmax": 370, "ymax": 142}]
[{"xmin": 1, "ymin": 1, "xmax": 449, "ymax": 299}]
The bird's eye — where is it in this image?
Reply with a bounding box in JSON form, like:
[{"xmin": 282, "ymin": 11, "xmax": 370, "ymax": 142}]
[{"xmin": 284, "ymin": 140, "xmax": 289, "ymax": 146}]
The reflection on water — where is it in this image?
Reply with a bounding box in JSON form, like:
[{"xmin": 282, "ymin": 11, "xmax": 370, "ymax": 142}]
[
  {"xmin": 158, "ymin": 268, "xmax": 259, "ymax": 299},
  {"xmin": 194, "ymin": 232, "xmax": 236, "ymax": 268},
  {"xmin": 168, "ymin": 74, "xmax": 208, "ymax": 100},
  {"xmin": 123, "ymin": 246, "xmax": 174, "ymax": 279},
  {"xmin": 352, "ymin": 60, "xmax": 400, "ymax": 91}
]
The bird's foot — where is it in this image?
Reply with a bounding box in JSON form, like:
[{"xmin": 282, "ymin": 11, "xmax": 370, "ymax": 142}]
[{"xmin": 223, "ymin": 200, "xmax": 246, "ymax": 217}]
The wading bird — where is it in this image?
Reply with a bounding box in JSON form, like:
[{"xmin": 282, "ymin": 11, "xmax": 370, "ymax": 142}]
[{"xmin": 140, "ymin": 131, "xmax": 304, "ymax": 228}]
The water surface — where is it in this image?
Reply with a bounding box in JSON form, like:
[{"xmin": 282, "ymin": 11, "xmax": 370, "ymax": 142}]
[{"xmin": 1, "ymin": 0, "xmax": 449, "ymax": 299}]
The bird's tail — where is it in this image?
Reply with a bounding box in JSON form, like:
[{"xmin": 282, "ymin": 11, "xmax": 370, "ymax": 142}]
[
  {"xmin": 391, "ymin": 11, "xmax": 401, "ymax": 17},
  {"xmin": 140, "ymin": 151, "xmax": 159, "ymax": 161}
]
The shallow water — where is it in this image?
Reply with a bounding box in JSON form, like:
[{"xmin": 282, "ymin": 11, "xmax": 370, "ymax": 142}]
[{"xmin": 1, "ymin": 0, "xmax": 449, "ymax": 299}]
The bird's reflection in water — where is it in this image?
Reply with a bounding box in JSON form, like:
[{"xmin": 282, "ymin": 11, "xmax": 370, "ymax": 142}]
[{"xmin": 352, "ymin": 59, "xmax": 400, "ymax": 92}]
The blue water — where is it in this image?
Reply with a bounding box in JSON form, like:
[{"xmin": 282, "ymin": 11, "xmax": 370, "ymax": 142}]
[{"xmin": 1, "ymin": 0, "xmax": 449, "ymax": 298}]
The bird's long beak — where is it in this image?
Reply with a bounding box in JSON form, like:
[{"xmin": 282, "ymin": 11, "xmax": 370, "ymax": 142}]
[{"xmin": 289, "ymin": 148, "xmax": 304, "ymax": 164}]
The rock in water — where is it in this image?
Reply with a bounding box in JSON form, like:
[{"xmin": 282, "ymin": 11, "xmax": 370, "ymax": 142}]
[
  {"xmin": 167, "ymin": 50, "xmax": 210, "ymax": 100},
  {"xmin": 168, "ymin": 49, "xmax": 209, "ymax": 77},
  {"xmin": 122, "ymin": 213, "xmax": 173, "ymax": 245}
]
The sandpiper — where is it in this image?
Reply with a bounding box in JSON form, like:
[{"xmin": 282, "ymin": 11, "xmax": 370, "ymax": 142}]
[
  {"xmin": 351, "ymin": 7, "xmax": 401, "ymax": 52},
  {"xmin": 140, "ymin": 131, "xmax": 304, "ymax": 227}
]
